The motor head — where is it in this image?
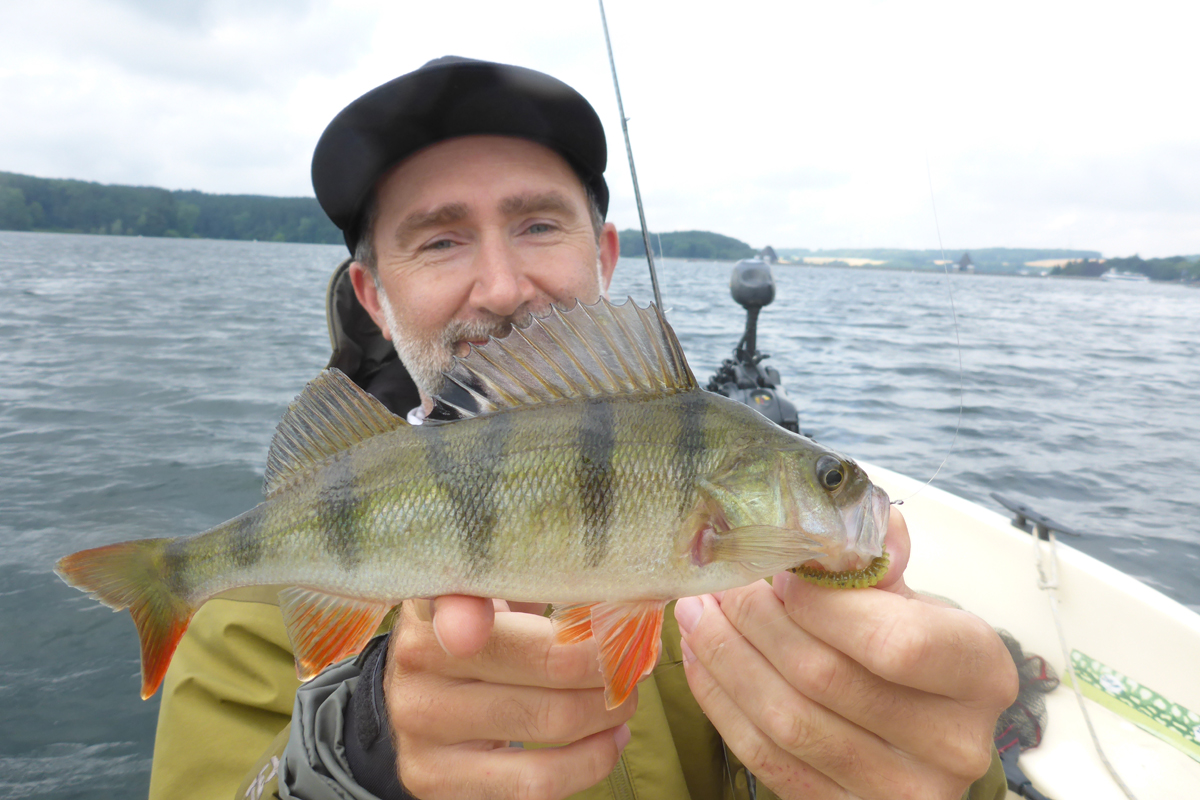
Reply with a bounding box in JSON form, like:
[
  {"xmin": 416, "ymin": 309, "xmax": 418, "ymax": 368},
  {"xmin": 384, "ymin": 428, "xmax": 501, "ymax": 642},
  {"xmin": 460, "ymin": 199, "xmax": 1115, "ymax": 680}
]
[{"xmin": 730, "ymin": 258, "xmax": 775, "ymax": 311}]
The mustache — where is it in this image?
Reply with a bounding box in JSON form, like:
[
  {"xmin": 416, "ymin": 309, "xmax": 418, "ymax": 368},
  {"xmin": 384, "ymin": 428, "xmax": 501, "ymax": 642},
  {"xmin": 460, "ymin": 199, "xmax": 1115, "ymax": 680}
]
[{"xmin": 440, "ymin": 304, "xmax": 551, "ymax": 349}]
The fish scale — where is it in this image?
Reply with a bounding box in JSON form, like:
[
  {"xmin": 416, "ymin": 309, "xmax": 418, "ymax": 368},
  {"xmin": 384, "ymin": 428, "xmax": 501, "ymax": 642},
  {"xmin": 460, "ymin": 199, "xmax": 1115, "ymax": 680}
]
[{"xmin": 55, "ymin": 298, "xmax": 890, "ymax": 707}]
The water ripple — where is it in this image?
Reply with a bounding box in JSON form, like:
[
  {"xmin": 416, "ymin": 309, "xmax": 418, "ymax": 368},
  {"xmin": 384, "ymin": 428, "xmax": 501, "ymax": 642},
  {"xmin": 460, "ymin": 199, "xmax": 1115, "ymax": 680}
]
[{"xmin": 2, "ymin": 236, "xmax": 1198, "ymax": 798}]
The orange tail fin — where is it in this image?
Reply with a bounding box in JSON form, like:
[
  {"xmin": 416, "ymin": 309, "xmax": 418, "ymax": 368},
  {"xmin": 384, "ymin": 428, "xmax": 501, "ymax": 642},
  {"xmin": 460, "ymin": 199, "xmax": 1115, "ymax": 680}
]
[{"xmin": 55, "ymin": 539, "xmax": 197, "ymax": 699}]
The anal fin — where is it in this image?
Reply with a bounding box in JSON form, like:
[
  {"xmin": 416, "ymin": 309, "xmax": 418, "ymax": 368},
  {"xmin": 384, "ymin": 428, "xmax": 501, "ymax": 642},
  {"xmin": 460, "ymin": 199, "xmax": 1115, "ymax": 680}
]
[
  {"xmin": 589, "ymin": 600, "xmax": 666, "ymax": 710},
  {"xmin": 278, "ymin": 587, "xmax": 391, "ymax": 681},
  {"xmin": 550, "ymin": 602, "xmax": 597, "ymax": 644}
]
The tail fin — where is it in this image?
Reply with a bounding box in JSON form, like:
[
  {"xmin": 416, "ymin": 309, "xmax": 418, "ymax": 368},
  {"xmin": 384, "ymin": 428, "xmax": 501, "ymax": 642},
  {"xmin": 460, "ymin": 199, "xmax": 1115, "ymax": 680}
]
[{"xmin": 55, "ymin": 539, "xmax": 198, "ymax": 699}]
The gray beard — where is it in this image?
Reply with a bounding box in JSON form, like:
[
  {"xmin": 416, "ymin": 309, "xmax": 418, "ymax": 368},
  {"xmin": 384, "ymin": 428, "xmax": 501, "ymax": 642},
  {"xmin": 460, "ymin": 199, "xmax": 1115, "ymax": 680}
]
[
  {"xmin": 376, "ymin": 257, "xmax": 606, "ymax": 401},
  {"xmin": 378, "ymin": 296, "xmax": 544, "ymax": 400}
]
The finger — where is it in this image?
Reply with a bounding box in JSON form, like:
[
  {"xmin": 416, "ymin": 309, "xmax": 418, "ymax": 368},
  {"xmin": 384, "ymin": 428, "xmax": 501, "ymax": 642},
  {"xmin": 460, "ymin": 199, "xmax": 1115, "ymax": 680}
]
[
  {"xmin": 874, "ymin": 506, "xmax": 912, "ymax": 594},
  {"xmin": 394, "ymin": 677, "xmax": 638, "ymax": 745},
  {"xmin": 774, "ymin": 570, "xmax": 1017, "ymax": 708},
  {"xmin": 722, "ymin": 579, "xmax": 998, "ymax": 779},
  {"xmin": 678, "ymin": 637, "xmax": 851, "ymax": 800},
  {"xmin": 681, "ymin": 593, "xmax": 940, "ymax": 798},
  {"xmin": 430, "ymin": 595, "xmax": 495, "ymax": 658},
  {"xmin": 400, "ymin": 724, "xmax": 631, "ymax": 800},
  {"xmin": 394, "ymin": 603, "xmax": 606, "ymax": 689}
]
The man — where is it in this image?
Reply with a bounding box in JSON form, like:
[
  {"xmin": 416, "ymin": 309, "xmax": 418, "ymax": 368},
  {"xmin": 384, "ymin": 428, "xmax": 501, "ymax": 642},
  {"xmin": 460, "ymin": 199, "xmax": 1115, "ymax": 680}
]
[{"xmin": 150, "ymin": 57, "xmax": 1014, "ymax": 800}]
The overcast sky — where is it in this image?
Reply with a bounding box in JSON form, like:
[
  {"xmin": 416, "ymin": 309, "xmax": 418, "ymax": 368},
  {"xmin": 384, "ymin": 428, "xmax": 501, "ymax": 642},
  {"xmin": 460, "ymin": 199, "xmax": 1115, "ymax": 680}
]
[{"xmin": 3, "ymin": 0, "xmax": 1197, "ymax": 257}]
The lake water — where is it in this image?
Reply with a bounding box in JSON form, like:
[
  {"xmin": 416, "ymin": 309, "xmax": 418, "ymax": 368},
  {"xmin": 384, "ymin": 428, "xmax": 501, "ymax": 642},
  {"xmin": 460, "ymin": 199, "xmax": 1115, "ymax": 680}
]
[{"xmin": 2, "ymin": 231, "xmax": 1198, "ymax": 798}]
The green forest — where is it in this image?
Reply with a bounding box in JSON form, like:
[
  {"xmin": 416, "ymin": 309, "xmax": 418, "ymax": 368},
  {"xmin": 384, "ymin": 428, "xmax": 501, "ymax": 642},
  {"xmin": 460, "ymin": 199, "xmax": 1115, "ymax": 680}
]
[
  {"xmin": 0, "ymin": 171, "xmax": 342, "ymax": 244},
  {"xmin": 619, "ymin": 229, "xmax": 755, "ymax": 261}
]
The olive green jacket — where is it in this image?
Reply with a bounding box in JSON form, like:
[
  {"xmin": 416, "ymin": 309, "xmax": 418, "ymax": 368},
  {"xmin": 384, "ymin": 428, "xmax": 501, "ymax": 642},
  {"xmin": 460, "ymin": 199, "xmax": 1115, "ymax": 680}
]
[{"xmin": 148, "ymin": 595, "xmax": 1006, "ymax": 800}]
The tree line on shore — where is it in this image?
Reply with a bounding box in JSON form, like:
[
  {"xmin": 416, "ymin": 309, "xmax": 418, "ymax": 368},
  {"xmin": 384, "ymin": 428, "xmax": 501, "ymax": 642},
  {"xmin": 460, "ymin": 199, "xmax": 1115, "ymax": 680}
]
[
  {"xmin": 0, "ymin": 171, "xmax": 342, "ymax": 244},
  {"xmin": 1051, "ymin": 256, "xmax": 1200, "ymax": 282},
  {"xmin": 618, "ymin": 229, "xmax": 755, "ymax": 261}
]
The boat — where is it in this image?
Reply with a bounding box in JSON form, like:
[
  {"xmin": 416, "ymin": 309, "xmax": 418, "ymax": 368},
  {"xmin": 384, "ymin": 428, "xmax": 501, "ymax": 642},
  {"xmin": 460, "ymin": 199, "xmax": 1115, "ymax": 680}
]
[
  {"xmin": 709, "ymin": 259, "xmax": 1200, "ymax": 800},
  {"xmin": 1100, "ymin": 268, "xmax": 1150, "ymax": 283}
]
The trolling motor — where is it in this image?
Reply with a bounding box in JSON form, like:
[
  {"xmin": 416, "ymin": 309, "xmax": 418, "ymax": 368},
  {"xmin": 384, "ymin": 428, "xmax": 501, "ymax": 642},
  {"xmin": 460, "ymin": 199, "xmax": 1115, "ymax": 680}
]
[{"xmin": 706, "ymin": 259, "xmax": 801, "ymax": 433}]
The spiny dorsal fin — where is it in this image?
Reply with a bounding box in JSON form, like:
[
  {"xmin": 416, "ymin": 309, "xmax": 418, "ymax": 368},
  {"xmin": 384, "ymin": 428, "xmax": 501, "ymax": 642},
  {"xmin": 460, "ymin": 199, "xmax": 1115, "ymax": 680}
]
[
  {"xmin": 438, "ymin": 298, "xmax": 697, "ymax": 418},
  {"xmin": 264, "ymin": 369, "xmax": 406, "ymax": 496}
]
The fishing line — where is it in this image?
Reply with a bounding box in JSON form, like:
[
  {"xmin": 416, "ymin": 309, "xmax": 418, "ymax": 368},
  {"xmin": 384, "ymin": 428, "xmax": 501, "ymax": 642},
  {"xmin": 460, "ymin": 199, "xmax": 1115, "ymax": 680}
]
[
  {"xmin": 891, "ymin": 153, "xmax": 965, "ymax": 505},
  {"xmin": 597, "ymin": 0, "xmax": 663, "ymax": 311}
]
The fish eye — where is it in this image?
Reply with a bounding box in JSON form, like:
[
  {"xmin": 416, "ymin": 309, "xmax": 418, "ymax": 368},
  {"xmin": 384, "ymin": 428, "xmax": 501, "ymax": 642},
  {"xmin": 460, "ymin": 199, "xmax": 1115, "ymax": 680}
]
[{"xmin": 816, "ymin": 455, "xmax": 845, "ymax": 492}]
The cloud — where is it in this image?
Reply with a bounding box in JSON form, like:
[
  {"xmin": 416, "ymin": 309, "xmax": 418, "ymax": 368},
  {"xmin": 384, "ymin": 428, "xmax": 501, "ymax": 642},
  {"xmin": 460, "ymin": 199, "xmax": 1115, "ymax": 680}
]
[
  {"xmin": 4, "ymin": 0, "xmax": 367, "ymax": 94},
  {"xmin": 0, "ymin": 0, "xmax": 378, "ymax": 194},
  {"xmin": 2, "ymin": 0, "xmax": 1198, "ymax": 256}
]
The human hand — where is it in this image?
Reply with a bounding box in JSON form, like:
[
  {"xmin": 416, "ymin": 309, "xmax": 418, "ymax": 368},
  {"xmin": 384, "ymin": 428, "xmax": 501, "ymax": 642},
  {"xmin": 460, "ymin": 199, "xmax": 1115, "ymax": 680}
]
[
  {"xmin": 673, "ymin": 508, "xmax": 1017, "ymax": 799},
  {"xmin": 383, "ymin": 595, "xmax": 635, "ymax": 800}
]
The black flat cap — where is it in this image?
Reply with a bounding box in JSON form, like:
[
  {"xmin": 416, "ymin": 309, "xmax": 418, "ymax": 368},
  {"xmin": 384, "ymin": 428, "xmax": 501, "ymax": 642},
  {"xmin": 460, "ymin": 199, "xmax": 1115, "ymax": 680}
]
[{"xmin": 312, "ymin": 56, "xmax": 609, "ymax": 254}]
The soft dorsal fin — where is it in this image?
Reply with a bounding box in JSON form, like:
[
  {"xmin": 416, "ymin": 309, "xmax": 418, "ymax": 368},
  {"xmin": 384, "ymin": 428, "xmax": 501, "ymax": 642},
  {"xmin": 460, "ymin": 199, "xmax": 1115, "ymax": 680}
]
[
  {"xmin": 438, "ymin": 298, "xmax": 697, "ymax": 418},
  {"xmin": 264, "ymin": 369, "xmax": 406, "ymax": 496}
]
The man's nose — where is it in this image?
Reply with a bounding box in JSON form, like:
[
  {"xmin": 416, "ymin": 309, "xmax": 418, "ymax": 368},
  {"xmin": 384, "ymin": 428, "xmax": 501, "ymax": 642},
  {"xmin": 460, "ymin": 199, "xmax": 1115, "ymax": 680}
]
[{"xmin": 467, "ymin": 237, "xmax": 539, "ymax": 317}]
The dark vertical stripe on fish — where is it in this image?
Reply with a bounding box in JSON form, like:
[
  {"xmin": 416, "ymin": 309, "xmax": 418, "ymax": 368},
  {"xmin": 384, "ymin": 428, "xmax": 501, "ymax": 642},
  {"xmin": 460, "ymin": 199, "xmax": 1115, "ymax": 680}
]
[
  {"xmin": 675, "ymin": 392, "xmax": 707, "ymax": 516},
  {"xmin": 224, "ymin": 510, "xmax": 264, "ymax": 570},
  {"xmin": 419, "ymin": 417, "xmax": 505, "ymax": 574},
  {"xmin": 162, "ymin": 540, "xmax": 192, "ymax": 596},
  {"xmin": 317, "ymin": 455, "xmax": 362, "ymax": 569},
  {"xmin": 577, "ymin": 399, "xmax": 616, "ymax": 568}
]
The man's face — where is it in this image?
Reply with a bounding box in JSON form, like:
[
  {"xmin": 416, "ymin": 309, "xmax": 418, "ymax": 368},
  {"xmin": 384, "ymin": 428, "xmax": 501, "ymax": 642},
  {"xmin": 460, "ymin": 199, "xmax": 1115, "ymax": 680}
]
[{"xmin": 350, "ymin": 135, "xmax": 619, "ymax": 404}]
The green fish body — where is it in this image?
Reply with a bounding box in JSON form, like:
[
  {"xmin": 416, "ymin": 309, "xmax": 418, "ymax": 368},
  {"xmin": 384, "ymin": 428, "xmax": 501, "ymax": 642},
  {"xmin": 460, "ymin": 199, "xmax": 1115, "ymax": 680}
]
[{"xmin": 56, "ymin": 299, "xmax": 889, "ymax": 708}]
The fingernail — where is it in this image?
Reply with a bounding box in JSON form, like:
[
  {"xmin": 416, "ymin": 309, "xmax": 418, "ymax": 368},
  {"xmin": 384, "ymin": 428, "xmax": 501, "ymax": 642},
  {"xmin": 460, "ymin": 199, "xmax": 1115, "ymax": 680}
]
[
  {"xmin": 411, "ymin": 597, "xmax": 434, "ymax": 622},
  {"xmin": 674, "ymin": 596, "xmax": 703, "ymax": 635},
  {"xmin": 430, "ymin": 602, "xmax": 451, "ymax": 655},
  {"xmin": 772, "ymin": 571, "xmax": 796, "ymax": 602},
  {"xmin": 613, "ymin": 723, "xmax": 631, "ymax": 752}
]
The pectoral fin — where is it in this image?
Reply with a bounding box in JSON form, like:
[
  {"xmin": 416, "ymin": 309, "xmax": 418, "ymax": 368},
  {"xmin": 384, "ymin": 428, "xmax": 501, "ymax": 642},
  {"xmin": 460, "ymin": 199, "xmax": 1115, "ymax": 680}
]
[
  {"xmin": 278, "ymin": 587, "xmax": 391, "ymax": 681},
  {"xmin": 551, "ymin": 600, "xmax": 666, "ymax": 710},
  {"xmin": 709, "ymin": 525, "xmax": 828, "ymax": 573}
]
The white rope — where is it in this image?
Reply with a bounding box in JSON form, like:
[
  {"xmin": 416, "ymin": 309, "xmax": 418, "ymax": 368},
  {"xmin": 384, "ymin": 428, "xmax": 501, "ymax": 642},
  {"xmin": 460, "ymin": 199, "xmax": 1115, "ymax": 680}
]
[{"xmin": 1034, "ymin": 531, "xmax": 1139, "ymax": 800}]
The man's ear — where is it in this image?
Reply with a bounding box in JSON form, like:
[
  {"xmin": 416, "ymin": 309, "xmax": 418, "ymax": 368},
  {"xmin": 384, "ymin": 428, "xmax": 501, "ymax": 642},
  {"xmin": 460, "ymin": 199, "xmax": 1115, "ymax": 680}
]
[
  {"xmin": 598, "ymin": 222, "xmax": 619, "ymax": 295},
  {"xmin": 348, "ymin": 262, "xmax": 393, "ymax": 341}
]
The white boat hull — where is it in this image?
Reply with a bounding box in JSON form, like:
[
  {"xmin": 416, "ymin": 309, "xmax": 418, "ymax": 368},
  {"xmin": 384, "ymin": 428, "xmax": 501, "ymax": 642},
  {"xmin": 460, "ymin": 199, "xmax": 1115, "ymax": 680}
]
[{"xmin": 864, "ymin": 462, "xmax": 1200, "ymax": 800}]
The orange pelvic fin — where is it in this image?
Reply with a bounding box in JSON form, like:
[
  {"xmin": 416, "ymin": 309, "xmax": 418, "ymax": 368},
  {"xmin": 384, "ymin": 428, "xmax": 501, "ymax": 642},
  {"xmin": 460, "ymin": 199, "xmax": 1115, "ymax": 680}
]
[
  {"xmin": 580, "ymin": 600, "xmax": 667, "ymax": 710},
  {"xmin": 55, "ymin": 538, "xmax": 197, "ymax": 700},
  {"xmin": 278, "ymin": 587, "xmax": 391, "ymax": 680}
]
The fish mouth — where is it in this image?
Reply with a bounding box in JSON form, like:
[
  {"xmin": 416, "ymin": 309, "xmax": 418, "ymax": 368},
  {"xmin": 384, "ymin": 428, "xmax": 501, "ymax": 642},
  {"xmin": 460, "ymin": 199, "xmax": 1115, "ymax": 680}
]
[
  {"xmin": 863, "ymin": 484, "xmax": 891, "ymax": 555},
  {"xmin": 805, "ymin": 483, "xmax": 890, "ymax": 574}
]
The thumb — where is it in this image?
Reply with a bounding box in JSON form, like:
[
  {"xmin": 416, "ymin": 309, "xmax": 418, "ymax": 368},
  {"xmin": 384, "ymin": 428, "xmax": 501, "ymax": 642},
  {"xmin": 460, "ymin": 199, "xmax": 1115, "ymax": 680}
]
[
  {"xmin": 875, "ymin": 506, "xmax": 916, "ymax": 598},
  {"xmin": 429, "ymin": 595, "xmax": 496, "ymax": 658}
]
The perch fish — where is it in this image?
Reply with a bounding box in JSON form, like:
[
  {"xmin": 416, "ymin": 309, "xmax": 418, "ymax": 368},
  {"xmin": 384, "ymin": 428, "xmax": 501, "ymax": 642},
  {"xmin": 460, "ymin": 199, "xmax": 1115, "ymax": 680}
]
[{"xmin": 55, "ymin": 298, "xmax": 890, "ymax": 709}]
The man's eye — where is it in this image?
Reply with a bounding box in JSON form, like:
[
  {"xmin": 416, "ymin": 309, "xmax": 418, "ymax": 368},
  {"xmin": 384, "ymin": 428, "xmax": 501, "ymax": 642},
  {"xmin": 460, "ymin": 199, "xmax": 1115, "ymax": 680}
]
[
  {"xmin": 426, "ymin": 239, "xmax": 455, "ymax": 250},
  {"xmin": 526, "ymin": 222, "xmax": 553, "ymax": 234}
]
